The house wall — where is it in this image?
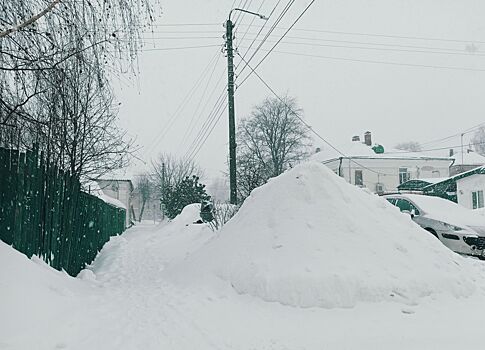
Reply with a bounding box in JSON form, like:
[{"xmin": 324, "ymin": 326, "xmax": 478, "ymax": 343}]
[
  {"xmin": 323, "ymin": 158, "xmax": 451, "ymax": 194},
  {"xmin": 96, "ymin": 180, "xmax": 133, "ymax": 227},
  {"xmin": 456, "ymin": 174, "xmax": 485, "ymax": 209}
]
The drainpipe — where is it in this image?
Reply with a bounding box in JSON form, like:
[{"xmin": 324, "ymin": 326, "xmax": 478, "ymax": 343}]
[
  {"xmin": 348, "ymin": 158, "xmax": 352, "ymax": 184},
  {"xmin": 338, "ymin": 157, "xmax": 343, "ymax": 177}
]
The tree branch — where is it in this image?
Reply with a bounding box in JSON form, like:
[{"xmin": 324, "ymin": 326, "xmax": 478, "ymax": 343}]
[{"xmin": 0, "ymin": 0, "xmax": 63, "ymax": 39}]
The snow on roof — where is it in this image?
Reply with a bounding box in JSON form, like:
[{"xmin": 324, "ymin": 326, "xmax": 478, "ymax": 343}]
[
  {"xmin": 310, "ymin": 141, "xmax": 452, "ymax": 163},
  {"xmin": 164, "ymin": 162, "xmax": 478, "ymax": 309},
  {"xmin": 452, "ymin": 150, "xmax": 485, "ymax": 165},
  {"xmin": 82, "ymin": 180, "xmax": 127, "ymax": 210},
  {"xmin": 417, "ymin": 177, "xmax": 448, "ymax": 184}
]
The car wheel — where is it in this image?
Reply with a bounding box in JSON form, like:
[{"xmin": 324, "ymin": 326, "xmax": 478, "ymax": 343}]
[{"xmin": 425, "ymin": 228, "xmax": 439, "ymax": 239}]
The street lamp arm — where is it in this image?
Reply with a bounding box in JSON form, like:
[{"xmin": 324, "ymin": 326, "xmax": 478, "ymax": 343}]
[{"xmin": 229, "ymin": 8, "xmax": 268, "ymax": 22}]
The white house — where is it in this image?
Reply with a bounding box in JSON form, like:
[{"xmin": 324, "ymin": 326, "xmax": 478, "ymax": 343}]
[
  {"xmin": 311, "ymin": 132, "xmax": 453, "ymax": 194},
  {"xmin": 456, "ymin": 170, "xmax": 485, "ymax": 209},
  {"xmin": 450, "ymin": 149, "xmax": 485, "ymax": 176},
  {"xmin": 94, "ymin": 179, "xmax": 134, "ymax": 227}
]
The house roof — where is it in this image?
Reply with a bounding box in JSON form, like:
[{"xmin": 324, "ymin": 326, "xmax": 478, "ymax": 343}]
[
  {"xmin": 397, "ymin": 177, "xmax": 448, "ymax": 191},
  {"xmin": 93, "ymin": 178, "xmax": 134, "ymax": 191},
  {"xmin": 399, "ymin": 166, "xmax": 485, "ymax": 192},
  {"xmin": 451, "ymin": 150, "xmax": 485, "ymax": 166},
  {"xmin": 311, "ymin": 141, "xmax": 453, "ymax": 164}
]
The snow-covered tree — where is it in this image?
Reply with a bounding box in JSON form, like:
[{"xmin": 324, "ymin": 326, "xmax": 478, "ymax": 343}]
[{"xmin": 162, "ymin": 176, "xmax": 211, "ymax": 220}]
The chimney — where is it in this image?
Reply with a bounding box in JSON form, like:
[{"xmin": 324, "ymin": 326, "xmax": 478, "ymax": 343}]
[
  {"xmin": 449, "ymin": 149, "xmax": 454, "ymax": 157},
  {"xmin": 315, "ymin": 147, "xmax": 321, "ymax": 153},
  {"xmin": 364, "ymin": 131, "xmax": 372, "ymax": 146},
  {"xmin": 352, "ymin": 135, "xmax": 360, "ymax": 142}
]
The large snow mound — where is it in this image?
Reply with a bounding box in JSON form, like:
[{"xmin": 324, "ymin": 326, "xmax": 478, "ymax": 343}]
[
  {"xmin": 0, "ymin": 241, "xmax": 88, "ymax": 342},
  {"xmin": 166, "ymin": 162, "xmax": 481, "ymax": 308}
]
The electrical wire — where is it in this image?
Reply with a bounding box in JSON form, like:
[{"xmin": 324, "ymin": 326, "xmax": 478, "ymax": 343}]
[
  {"xmin": 236, "ymin": 52, "xmax": 396, "ymax": 177},
  {"xmin": 237, "ymin": 0, "xmax": 316, "ymax": 88},
  {"xmin": 179, "ymin": 52, "xmax": 225, "ymax": 147},
  {"xmin": 138, "ymin": 44, "xmax": 222, "ymax": 52},
  {"xmin": 240, "ymin": 47, "xmax": 485, "ymax": 73},
  {"xmin": 184, "ymin": 90, "xmax": 228, "ymax": 161},
  {"xmin": 236, "ymin": 0, "xmax": 295, "ymax": 79},
  {"xmin": 145, "ymin": 49, "xmax": 221, "ymax": 155}
]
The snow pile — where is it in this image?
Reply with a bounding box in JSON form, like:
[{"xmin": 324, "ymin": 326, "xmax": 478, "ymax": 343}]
[
  {"xmin": 475, "ymin": 208, "xmax": 485, "ymax": 217},
  {"xmin": 84, "ymin": 180, "xmax": 127, "ymax": 209},
  {"xmin": 170, "ymin": 203, "xmax": 202, "ymax": 225},
  {"xmin": 0, "ymin": 241, "xmax": 88, "ymax": 345},
  {"xmin": 166, "ymin": 162, "xmax": 480, "ymax": 308}
]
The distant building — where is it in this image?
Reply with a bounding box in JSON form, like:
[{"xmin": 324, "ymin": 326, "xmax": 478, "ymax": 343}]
[
  {"xmin": 311, "ymin": 131, "xmax": 453, "ymax": 194},
  {"xmin": 449, "ymin": 148, "xmax": 485, "ymax": 176},
  {"xmin": 94, "ymin": 179, "xmax": 134, "ymax": 227}
]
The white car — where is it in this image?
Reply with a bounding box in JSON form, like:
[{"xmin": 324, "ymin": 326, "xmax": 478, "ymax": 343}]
[{"xmin": 384, "ymin": 193, "xmax": 485, "ymax": 259}]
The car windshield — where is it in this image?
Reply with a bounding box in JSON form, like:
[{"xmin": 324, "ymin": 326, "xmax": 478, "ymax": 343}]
[{"xmin": 402, "ymin": 194, "xmax": 485, "ymax": 227}]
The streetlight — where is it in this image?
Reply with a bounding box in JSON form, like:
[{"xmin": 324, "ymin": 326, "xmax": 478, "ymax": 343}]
[{"xmin": 225, "ymin": 7, "xmax": 267, "ymax": 205}]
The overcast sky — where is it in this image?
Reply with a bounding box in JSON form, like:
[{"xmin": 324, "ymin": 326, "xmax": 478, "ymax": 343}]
[{"xmin": 114, "ymin": 0, "xmax": 485, "ymax": 180}]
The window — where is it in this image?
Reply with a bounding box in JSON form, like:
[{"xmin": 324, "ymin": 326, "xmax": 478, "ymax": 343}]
[
  {"xmin": 472, "ymin": 190, "xmax": 484, "ymax": 209},
  {"xmin": 355, "ymin": 170, "xmax": 363, "ymax": 186},
  {"xmin": 399, "ymin": 167, "xmax": 410, "ymax": 184},
  {"xmin": 386, "ymin": 198, "xmax": 397, "ymax": 205},
  {"xmin": 395, "ymin": 199, "xmax": 420, "ymax": 215}
]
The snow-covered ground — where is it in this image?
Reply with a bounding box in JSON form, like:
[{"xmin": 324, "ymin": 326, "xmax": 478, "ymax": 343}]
[{"xmin": 2, "ymin": 163, "xmax": 485, "ymax": 349}]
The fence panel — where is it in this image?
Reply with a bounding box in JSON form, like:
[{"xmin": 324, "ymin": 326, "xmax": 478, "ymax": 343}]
[{"xmin": 0, "ymin": 145, "xmax": 126, "ymax": 276}]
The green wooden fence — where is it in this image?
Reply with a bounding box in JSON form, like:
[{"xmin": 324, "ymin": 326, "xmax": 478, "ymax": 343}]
[{"xmin": 0, "ymin": 145, "xmax": 126, "ymax": 276}]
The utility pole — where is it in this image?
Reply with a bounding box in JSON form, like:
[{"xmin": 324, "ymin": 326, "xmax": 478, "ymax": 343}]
[
  {"xmin": 225, "ymin": 18, "xmax": 237, "ymax": 205},
  {"xmin": 225, "ymin": 8, "xmax": 267, "ymax": 205}
]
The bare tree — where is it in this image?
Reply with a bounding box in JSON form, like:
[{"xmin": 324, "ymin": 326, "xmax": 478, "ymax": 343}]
[
  {"xmin": 0, "ymin": 0, "xmax": 157, "ymax": 176},
  {"xmin": 236, "ymin": 151, "xmax": 269, "ymax": 200},
  {"xmin": 236, "ymin": 96, "xmax": 311, "ymax": 200},
  {"xmin": 472, "ymin": 127, "xmax": 485, "ymax": 156},
  {"xmin": 135, "ymin": 174, "xmax": 153, "ymax": 222},
  {"xmin": 151, "ymin": 153, "xmax": 204, "ymax": 199},
  {"xmin": 395, "ymin": 141, "xmax": 422, "ymax": 152}
]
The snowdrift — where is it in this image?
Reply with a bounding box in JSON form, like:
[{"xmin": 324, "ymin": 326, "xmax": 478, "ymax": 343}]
[
  {"xmin": 0, "ymin": 241, "xmax": 88, "ymax": 343},
  {"xmin": 166, "ymin": 162, "xmax": 480, "ymax": 308}
]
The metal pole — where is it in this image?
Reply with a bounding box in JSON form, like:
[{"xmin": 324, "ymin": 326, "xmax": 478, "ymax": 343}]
[{"xmin": 226, "ymin": 19, "xmax": 237, "ymax": 205}]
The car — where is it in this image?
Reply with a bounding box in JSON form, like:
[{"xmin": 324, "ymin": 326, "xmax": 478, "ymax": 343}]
[{"xmin": 384, "ymin": 193, "xmax": 485, "ymax": 259}]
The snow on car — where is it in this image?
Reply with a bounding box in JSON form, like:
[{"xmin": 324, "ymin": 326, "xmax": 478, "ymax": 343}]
[{"xmin": 384, "ymin": 193, "xmax": 485, "ymax": 258}]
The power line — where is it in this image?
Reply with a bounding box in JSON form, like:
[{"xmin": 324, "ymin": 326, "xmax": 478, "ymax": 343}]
[
  {"xmin": 237, "ymin": 0, "xmax": 316, "ymax": 88},
  {"xmin": 244, "ymin": 48, "xmax": 485, "ymax": 73},
  {"xmin": 254, "ymin": 39, "xmax": 485, "ymax": 58},
  {"xmin": 134, "ymin": 34, "xmax": 483, "ymax": 57},
  {"xmin": 384, "ymin": 141, "xmax": 485, "ymax": 155},
  {"xmin": 236, "ymin": 52, "xmax": 395, "ymax": 177},
  {"xmin": 183, "ymin": 88, "xmax": 227, "ymax": 159},
  {"xmin": 187, "ymin": 100, "xmax": 229, "ymax": 163},
  {"xmin": 234, "ymin": 24, "xmax": 485, "ymax": 45},
  {"xmin": 139, "ymin": 44, "xmax": 222, "ymax": 52},
  {"xmin": 419, "ymin": 122, "xmax": 485, "ymax": 147},
  {"xmin": 145, "ymin": 49, "xmax": 222, "ymax": 155},
  {"xmin": 179, "ymin": 52, "xmax": 225, "ymax": 147},
  {"xmin": 236, "ymin": 0, "xmax": 293, "ymax": 78},
  {"xmin": 184, "ymin": 90, "xmax": 228, "ymax": 162}
]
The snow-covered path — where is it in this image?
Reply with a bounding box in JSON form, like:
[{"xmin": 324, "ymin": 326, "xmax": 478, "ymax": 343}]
[{"xmin": 3, "ymin": 218, "xmax": 485, "ymax": 350}]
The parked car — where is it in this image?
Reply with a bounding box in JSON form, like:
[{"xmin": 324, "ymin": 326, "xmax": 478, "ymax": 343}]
[{"xmin": 384, "ymin": 193, "xmax": 485, "ymax": 259}]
